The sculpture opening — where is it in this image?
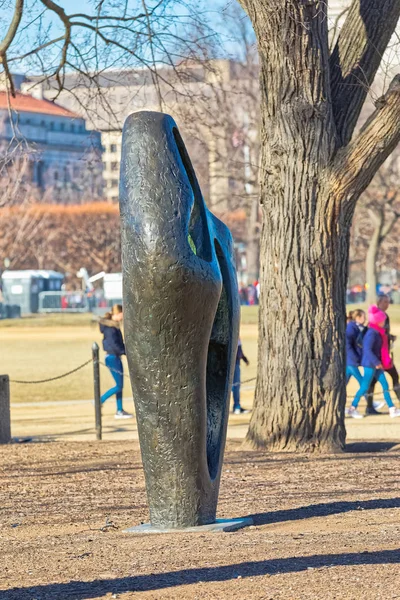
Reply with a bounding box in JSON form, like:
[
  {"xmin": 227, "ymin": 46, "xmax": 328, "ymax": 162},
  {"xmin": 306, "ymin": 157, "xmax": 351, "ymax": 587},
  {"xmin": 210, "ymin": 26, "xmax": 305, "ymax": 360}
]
[
  {"xmin": 206, "ymin": 240, "xmax": 232, "ymax": 481},
  {"xmin": 173, "ymin": 127, "xmax": 211, "ymax": 263}
]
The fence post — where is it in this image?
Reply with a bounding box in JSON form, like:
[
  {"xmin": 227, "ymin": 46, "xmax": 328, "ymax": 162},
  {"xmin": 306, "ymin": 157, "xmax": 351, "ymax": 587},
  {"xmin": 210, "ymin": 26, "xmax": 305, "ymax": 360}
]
[
  {"xmin": 92, "ymin": 343, "xmax": 102, "ymax": 440},
  {"xmin": 0, "ymin": 375, "xmax": 11, "ymax": 444}
]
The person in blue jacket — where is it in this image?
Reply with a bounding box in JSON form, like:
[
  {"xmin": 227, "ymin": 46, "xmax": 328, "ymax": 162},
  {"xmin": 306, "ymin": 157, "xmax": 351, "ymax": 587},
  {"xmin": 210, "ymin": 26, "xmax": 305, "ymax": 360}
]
[
  {"xmin": 346, "ymin": 307, "xmax": 400, "ymax": 419},
  {"xmin": 346, "ymin": 309, "xmax": 365, "ymax": 386},
  {"xmin": 346, "ymin": 309, "xmax": 383, "ymax": 415},
  {"xmin": 99, "ymin": 304, "xmax": 132, "ymax": 419}
]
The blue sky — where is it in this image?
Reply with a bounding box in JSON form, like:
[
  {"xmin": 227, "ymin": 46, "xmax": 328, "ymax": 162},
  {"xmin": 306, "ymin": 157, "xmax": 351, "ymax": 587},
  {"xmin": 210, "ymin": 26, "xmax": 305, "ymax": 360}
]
[{"xmin": 0, "ymin": 0, "xmax": 252, "ymax": 75}]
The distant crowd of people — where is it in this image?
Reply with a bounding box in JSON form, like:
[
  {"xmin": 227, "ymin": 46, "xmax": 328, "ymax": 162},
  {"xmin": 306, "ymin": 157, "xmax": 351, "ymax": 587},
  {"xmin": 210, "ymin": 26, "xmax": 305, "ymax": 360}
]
[
  {"xmin": 239, "ymin": 281, "xmax": 260, "ymax": 306},
  {"xmin": 346, "ymin": 295, "xmax": 400, "ymax": 419},
  {"xmin": 347, "ymin": 284, "xmax": 400, "ymax": 305}
]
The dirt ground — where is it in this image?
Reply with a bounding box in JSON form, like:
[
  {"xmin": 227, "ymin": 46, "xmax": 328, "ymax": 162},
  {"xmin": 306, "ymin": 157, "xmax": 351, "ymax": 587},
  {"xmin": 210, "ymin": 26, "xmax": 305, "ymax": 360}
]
[{"xmin": 1, "ymin": 440, "xmax": 400, "ymax": 600}]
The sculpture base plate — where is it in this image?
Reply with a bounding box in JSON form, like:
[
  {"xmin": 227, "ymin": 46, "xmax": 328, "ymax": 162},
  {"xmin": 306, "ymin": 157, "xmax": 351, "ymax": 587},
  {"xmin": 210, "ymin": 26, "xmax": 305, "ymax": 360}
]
[{"xmin": 124, "ymin": 517, "xmax": 253, "ymax": 534}]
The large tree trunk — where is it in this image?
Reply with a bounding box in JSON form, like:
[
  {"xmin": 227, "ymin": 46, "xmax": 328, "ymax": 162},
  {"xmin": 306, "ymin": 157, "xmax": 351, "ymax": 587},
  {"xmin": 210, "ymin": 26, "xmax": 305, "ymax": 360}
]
[
  {"xmin": 251, "ymin": 213, "xmax": 350, "ymax": 451},
  {"xmin": 246, "ymin": 198, "xmax": 260, "ymax": 283},
  {"xmin": 239, "ymin": 0, "xmax": 400, "ymax": 452},
  {"xmin": 244, "ymin": 1, "xmax": 346, "ymax": 452}
]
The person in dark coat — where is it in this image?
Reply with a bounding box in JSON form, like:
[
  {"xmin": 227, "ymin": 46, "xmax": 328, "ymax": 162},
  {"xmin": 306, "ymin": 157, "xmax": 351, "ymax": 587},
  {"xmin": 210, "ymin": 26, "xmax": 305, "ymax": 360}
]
[
  {"xmin": 99, "ymin": 304, "xmax": 132, "ymax": 419},
  {"xmin": 347, "ymin": 307, "xmax": 400, "ymax": 419},
  {"xmin": 232, "ymin": 340, "xmax": 250, "ymax": 414}
]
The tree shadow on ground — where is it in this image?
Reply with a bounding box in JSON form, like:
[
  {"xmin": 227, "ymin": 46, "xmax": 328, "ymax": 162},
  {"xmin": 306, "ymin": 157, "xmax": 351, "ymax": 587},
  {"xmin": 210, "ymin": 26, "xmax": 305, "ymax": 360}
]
[
  {"xmin": 3, "ymin": 548, "xmax": 400, "ymax": 599},
  {"xmin": 248, "ymin": 497, "xmax": 400, "ymax": 526}
]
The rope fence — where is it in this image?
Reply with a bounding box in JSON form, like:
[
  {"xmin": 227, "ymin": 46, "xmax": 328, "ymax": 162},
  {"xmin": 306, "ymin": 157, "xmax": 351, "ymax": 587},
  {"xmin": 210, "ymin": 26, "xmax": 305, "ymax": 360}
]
[
  {"xmin": 9, "ymin": 359, "xmax": 93, "ymax": 385},
  {"xmin": 2, "ymin": 346, "xmax": 399, "ymax": 444},
  {"xmin": 6, "ymin": 361, "xmax": 399, "ymax": 397}
]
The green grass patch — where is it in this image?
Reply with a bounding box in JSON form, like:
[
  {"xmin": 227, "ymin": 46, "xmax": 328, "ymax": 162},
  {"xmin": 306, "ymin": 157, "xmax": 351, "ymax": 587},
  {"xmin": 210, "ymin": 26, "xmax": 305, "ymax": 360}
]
[
  {"xmin": 0, "ymin": 313, "xmax": 95, "ymax": 328},
  {"xmin": 241, "ymin": 306, "xmax": 259, "ymax": 324}
]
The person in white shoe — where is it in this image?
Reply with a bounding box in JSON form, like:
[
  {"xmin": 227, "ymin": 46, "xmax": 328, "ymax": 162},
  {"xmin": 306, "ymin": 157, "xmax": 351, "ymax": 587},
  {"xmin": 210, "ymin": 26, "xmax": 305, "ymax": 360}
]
[
  {"xmin": 347, "ymin": 306, "xmax": 400, "ymax": 419},
  {"xmin": 99, "ymin": 304, "xmax": 133, "ymax": 420}
]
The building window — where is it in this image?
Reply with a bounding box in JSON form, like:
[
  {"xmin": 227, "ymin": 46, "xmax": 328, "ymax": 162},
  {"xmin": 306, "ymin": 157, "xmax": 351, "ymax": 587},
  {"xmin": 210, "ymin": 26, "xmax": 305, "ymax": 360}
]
[
  {"xmin": 111, "ymin": 162, "xmax": 118, "ymax": 171},
  {"xmin": 40, "ymin": 120, "xmax": 45, "ymax": 127},
  {"xmin": 26, "ymin": 119, "xmax": 31, "ymax": 125},
  {"xmin": 50, "ymin": 122, "xmax": 54, "ymax": 130},
  {"xmin": 54, "ymin": 171, "xmax": 59, "ymax": 181},
  {"xmin": 71, "ymin": 124, "xmax": 75, "ymax": 132},
  {"xmin": 79, "ymin": 124, "xmax": 84, "ymax": 132},
  {"xmin": 110, "ymin": 144, "xmax": 117, "ymax": 153},
  {"xmin": 111, "ymin": 179, "xmax": 118, "ymax": 187},
  {"xmin": 60, "ymin": 122, "xmax": 65, "ymax": 131},
  {"xmin": 111, "ymin": 196, "xmax": 118, "ymax": 202},
  {"xmin": 102, "ymin": 161, "xmax": 107, "ymax": 170}
]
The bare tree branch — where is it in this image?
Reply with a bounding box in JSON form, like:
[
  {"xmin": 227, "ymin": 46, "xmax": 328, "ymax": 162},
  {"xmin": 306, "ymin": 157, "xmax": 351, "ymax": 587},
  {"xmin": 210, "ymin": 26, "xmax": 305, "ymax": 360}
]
[
  {"xmin": 330, "ymin": 0, "xmax": 400, "ymax": 147},
  {"xmin": 331, "ymin": 75, "xmax": 400, "ymax": 205},
  {"xmin": 0, "ymin": 0, "xmax": 24, "ymax": 95},
  {"xmin": 0, "ymin": 0, "xmax": 24, "ymax": 55},
  {"xmin": 39, "ymin": 0, "xmax": 72, "ymax": 94},
  {"xmin": 7, "ymin": 35, "xmax": 66, "ymax": 63}
]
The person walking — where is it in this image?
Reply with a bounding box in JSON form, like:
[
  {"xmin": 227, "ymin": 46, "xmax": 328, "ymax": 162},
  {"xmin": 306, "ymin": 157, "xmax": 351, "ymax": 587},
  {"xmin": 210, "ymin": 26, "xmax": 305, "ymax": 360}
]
[
  {"xmin": 346, "ymin": 309, "xmax": 365, "ymax": 386},
  {"xmin": 346, "ymin": 306, "xmax": 400, "ymax": 419},
  {"xmin": 346, "ymin": 309, "xmax": 384, "ymax": 413},
  {"xmin": 366, "ymin": 294, "xmax": 400, "ymax": 414},
  {"xmin": 99, "ymin": 304, "xmax": 132, "ymax": 419},
  {"xmin": 232, "ymin": 340, "xmax": 250, "ymax": 415}
]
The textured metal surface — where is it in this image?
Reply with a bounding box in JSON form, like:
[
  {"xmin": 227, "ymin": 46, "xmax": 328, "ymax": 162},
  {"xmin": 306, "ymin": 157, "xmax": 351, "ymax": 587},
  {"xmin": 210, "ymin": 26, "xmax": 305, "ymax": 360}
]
[{"xmin": 120, "ymin": 111, "xmax": 240, "ymax": 529}]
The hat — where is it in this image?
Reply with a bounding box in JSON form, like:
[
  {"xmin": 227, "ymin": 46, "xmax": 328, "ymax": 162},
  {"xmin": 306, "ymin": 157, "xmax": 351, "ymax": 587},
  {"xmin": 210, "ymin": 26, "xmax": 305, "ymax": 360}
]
[{"xmin": 368, "ymin": 305, "xmax": 386, "ymax": 326}]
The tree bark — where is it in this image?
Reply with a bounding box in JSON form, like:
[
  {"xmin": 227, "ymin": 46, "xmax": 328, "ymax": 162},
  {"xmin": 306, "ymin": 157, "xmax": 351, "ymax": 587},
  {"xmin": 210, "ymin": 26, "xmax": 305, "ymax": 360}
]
[
  {"xmin": 246, "ymin": 197, "xmax": 260, "ymax": 282},
  {"xmin": 330, "ymin": 0, "xmax": 400, "ymax": 146},
  {"xmin": 238, "ymin": 0, "xmax": 400, "ymax": 452}
]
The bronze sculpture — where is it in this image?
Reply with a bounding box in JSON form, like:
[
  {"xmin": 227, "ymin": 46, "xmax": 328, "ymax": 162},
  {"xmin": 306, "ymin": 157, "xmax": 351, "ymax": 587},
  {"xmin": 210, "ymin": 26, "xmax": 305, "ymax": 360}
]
[{"xmin": 120, "ymin": 111, "xmax": 250, "ymax": 532}]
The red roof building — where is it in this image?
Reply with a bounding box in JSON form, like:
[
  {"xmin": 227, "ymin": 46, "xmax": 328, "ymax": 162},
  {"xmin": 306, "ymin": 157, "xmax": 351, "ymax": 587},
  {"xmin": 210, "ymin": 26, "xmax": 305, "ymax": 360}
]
[
  {"xmin": 0, "ymin": 90, "xmax": 103, "ymax": 202},
  {"xmin": 0, "ymin": 92, "xmax": 79, "ymax": 118}
]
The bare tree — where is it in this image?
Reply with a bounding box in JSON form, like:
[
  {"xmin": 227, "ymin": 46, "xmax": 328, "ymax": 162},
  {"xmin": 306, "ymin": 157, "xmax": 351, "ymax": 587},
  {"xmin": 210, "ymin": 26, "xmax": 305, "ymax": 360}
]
[
  {"xmin": 0, "ymin": 1, "xmax": 215, "ymax": 129},
  {"xmin": 351, "ymin": 156, "xmax": 400, "ymax": 303},
  {"xmin": 0, "ymin": 203, "xmax": 121, "ymax": 274},
  {"xmin": 174, "ymin": 5, "xmax": 261, "ymax": 281},
  {"xmin": 236, "ymin": 0, "xmax": 400, "ymax": 452}
]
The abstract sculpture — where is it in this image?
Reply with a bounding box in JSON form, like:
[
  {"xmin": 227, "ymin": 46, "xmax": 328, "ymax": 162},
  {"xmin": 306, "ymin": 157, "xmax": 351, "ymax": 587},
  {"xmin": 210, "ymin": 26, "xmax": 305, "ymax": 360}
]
[{"xmin": 120, "ymin": 111, "xmax": 248, "ymax": 532}]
